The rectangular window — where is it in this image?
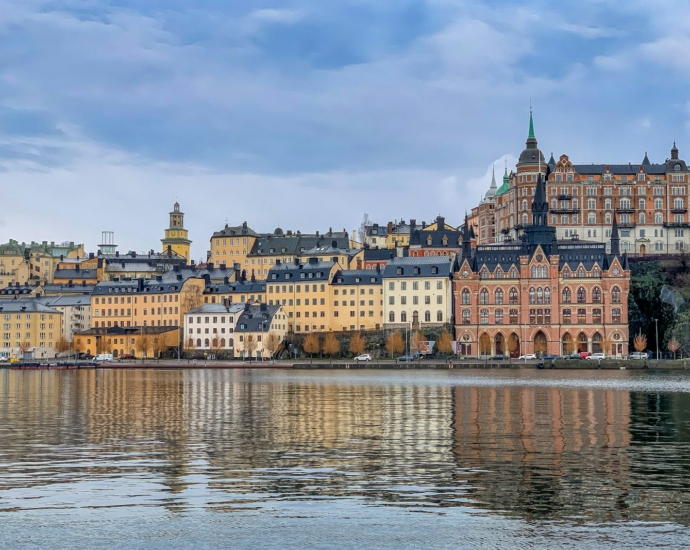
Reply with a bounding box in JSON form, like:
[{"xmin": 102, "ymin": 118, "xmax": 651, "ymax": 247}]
[
  {"xmin": 462, "ymin": 310, "xmax": 471, "ymax": 324},
  {"xmin": 563, "ymin": 309, "xmax": 571, "ymax": 324},
  {"xmin": 578, "ymin": 309, "xmax": 586, "ymax": 324}
]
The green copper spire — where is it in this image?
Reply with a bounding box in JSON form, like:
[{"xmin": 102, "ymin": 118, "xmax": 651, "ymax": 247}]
[{"xmin": 528, "ymin": 108, "xmax": 535, "ymax": 140}]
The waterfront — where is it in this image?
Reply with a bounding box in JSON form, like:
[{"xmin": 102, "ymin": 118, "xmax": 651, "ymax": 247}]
[{"xmin": 1, "ymin": 369, "xmax": 690, "ymax": 548}]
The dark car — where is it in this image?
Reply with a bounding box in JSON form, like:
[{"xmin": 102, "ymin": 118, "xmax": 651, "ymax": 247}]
[
  {"xmin": 564, "ymin": 353, "xmax": 582, "ymax": 360},
  {"xmin": 489, "ymin": 355, "xmax": 505, "ymax": 361},
  {"xmin": 397, "ymin": 355, "xmax": 416, "ymax": 362},
  {"xmin": 543, "ymin": 354, "xmax": 560, "ymax": 361}
]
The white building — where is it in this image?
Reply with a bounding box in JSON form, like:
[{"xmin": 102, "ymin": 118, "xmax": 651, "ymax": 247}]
[
  {"xmin": 35, "ymin": 295, "xmax": 91, "ymax": 342},
  {"xmin": 383, "ymin": 257, "xmax": 453, "ymax": 330},
  {"xmin": 184, "ymin": 303, "xmax": 245, "ymax": 352}
]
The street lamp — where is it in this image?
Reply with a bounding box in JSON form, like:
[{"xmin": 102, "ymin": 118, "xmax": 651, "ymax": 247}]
[{"xmin": 654, "ymin": 318, "xmax": 659, "ymax": 360}]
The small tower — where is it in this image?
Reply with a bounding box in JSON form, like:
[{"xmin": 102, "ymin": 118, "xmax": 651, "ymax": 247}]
[
  {"xmin": 161, "ymin": 201, "xmax": 192, "ymax": 264},
  {"xmin": 98, "ymin": 231, "xmax": 117, "ymax": 255},
  {"xmin": 610, "ymin": 214, "xmax": 620, "ymax": 256}
]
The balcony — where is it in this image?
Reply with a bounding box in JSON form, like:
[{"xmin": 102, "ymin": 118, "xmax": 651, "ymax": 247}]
[
  {"xmin": 551, "ymin": 207, "xmax": 581, "ymax": 214},
  {"xmin": 664, "ymin": 221, "xmax": 690, "ymax": 228},
  {"xmin": 616, "ymin": 207, "xmax": 634, "ymax": 214},
  {"xmin": 619, "ymin": 222, "xmax": 637, "ymax": 229},
  {"xmin": 514, "ymin": 224, "xmax": 524, "ymax": 230},
  {"xmin": 500, "ymin": 227, "xmax": 511, "ymax": 234},
  {"xmin": 671, "ymin": 208, "xmax": 688, "ymax": 214},
  {"xmin": 557, "ymin": 194, "xmax": 573, "ymax": 201}
]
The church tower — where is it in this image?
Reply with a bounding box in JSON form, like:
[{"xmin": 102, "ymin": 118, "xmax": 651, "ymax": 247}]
[{"xmin": 161, "ymin": 201, "xmax": 192, "ymax": 264}]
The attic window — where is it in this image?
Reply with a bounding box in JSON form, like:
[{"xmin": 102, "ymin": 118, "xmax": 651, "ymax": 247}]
[
  {"xmin": 272, "ymin": 274, "xmax": 278, "ymax": 280},
  {"xmin": 355, "ymin": 277, "xmax": 361, "ymax": 283},
  {"xmin": 413, "ymin": 267, "xmax": 421, "ymax": 275},
  {"xmin": 431, "ymin": 267, "xmax": 438, "ymax": 274},
  {"xmin": 370, "ymin": 278, "xmax": 376, "ymax": 283},
  {"xmin": 300, "ymin": 273, "xmax": 305, "ymax": 279},
  {"xmin": 396, "ymin": 267, "xmax": 403, "ymax": 275}
]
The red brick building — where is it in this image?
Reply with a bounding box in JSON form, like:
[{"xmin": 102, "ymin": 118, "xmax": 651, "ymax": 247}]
[{"xmin": 453, "ymin": 175, "xmax": 630, "ymax": 358}]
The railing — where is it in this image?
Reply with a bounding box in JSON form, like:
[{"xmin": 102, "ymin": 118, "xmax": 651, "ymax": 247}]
[
  {"xmin": 618, "ymin": 222, "xmax": 636, "ymax": 229},
  {"xmin": 514, "ymin": 224, "xmax": 524, "ymax": 230},
  {"xmin": 557, "ymin": 194, "xmax": 572, "ymax": 201},
  {"xmin": 663, "ymin": 222, "xmax": 690, "ymax": 228},
  {"xmin": 671, "ymin": 208, "xmax": 688, "ymax": 214},
  {"xmin": 551, "ymin": 207, "xmax": 581, "ymax": 214},
  {"xmin": 615, "ymin": 207, "xmax": 634, "ymax": 214}
]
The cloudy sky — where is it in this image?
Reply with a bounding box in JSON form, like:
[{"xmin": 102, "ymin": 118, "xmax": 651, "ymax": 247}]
[{"xmin": 1, "ymin": 0, "xmax": 689, "ymax": 260}]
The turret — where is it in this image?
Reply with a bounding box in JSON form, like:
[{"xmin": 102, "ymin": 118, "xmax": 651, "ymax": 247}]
[{"xmin": 610, "ymin": 215, "xmax": 620, "ymax": 256}]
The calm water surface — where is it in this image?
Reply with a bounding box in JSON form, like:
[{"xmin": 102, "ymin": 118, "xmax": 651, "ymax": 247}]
[{"xmin": 2, "ymin": 369, "xmax": 690, "ymax": 548}]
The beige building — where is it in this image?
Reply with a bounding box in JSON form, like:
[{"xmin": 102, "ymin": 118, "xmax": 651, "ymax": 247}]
[
  {"xmin": 36, "ymin": 295, "xmax": 91, "ymax": 342},
  {"xmin": 383, "ymin": 257, "xmax": 453, "ymax": 331},
  {"xmin": 329, "ymin": 269, "xmax": 383, "ymax": 332},
  {"xmin": 0, "ymin": 299, "xmax": 62, "ymax": 359},
  {"xmin": 234, "ymin": 304, "xmax": 288, "ymax": 358}
]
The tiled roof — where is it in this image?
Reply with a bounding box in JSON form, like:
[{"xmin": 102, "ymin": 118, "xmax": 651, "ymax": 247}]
[
  {"xmin": 383, "ymin": 257, "xmax": 452, "ymax": 278},
  {"xmin": 332, "ymin": 269, "xmax": 382, "ymax": 285},
  {"xmin": 267, "ymin": 260, "xmax": 335, "ymax": 282},
  {"xmin": 235, "ymin": 304, "xmax": 283, "ymax": 332},
  {"xmin": 185, "ymin": 303, "xmax": 245, "ymax": 315},
  {"xmin": 0, "ymin": 299, "xmax": 60, "ymax": 313}
]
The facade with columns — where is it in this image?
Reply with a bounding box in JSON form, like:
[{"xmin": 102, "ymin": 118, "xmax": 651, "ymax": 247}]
[
  {"xmin": 454, "ymin": 174, "xmax": 630, "ymax": 359},
  {"xmin": 472, "ymin": 112, "xmax": 690, "ymax": 255}
]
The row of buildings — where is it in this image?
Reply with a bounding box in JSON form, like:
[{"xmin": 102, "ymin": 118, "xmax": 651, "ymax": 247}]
[{"xmin": 2, "ymin": 116, "xmax": 644, "ymax": 360}]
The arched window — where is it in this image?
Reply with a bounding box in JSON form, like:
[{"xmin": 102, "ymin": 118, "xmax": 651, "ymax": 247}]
[
  {"xmin": 496, "ymin": 268, "xmax": 503, "ymax": 279},
  {"xmin": 544, "ymin": 287, "xmax": 551, "ymax": 304},
  {"xmin": 592, "ymin": 287, "xmax": 601, "ymax": 303},
  {"xmin": 578, "ymin": 267, "xmax": 585, "ymax": 278},
  {"xmin": 437, "ymin": 310, "xmax": 443, "ymax": 322},
  {"xmin": 593, "ymin": 267, "xmax": 600, "ymax": 277},
  {"xmin": 531, "ymin": 266, "xmax": 537, "ymax": 278},
  {"xmin": 509, "ymin": 287, "xmax": 519, "ymax": 304},
  {"xmin": 480, "ymin": 289, "xmax": 489, "ymax": 305},
  {"xmin": 537, "ymin": 287, "xmax": 544, "ymax": 304},
  {"xmin": 461, "ymin": 288, "xmax": 471, "ymax": 305},
  {"xmin": 196, "ymin": 338, "xmax": 201, "ymax": 347},
  {"xmin": 562, "ymin": 287, "xmax": 571, "ymax": 303},
  {"xmin": 529, "ymin": 287, "xmax": 536, "ymax": 304},
  {"xmin": 389, "ymin": 311, "xmax": 395, "ymax": 322},
  {"xmin": 204, "ymin": 338, "xmax": 210, "ymax": 347},
  {"xmin": 611, "ymin": 286, "xmax": 621, "ymax": 304},
  {"xmin": 220, "ymin": 338, "xmax": 226, "ymax": 348},
  {"xmin": 424, "ymin": 311, "xmax": 431, "ymax": 322},
  {"xmin": 495, "ymin": 288, "xmax": 504, "ymax": 305},
  {"xmin": 577, "ymin": 287, "xmax": 586, "ymax": 304},
  {"xmin": 401, "ymin": 312, "xmax": 407, "ymax": 323}
]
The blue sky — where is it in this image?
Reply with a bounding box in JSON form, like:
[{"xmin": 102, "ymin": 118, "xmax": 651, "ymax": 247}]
[{"xmin": 1, "ymin": 0, "xmax": 690, "ymax": 259}]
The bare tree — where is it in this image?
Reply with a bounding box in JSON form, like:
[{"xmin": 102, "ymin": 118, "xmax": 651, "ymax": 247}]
[
  {"xmin": 303, "ymin": 333, "xmax": 320, "ymax": 361},
  {"xmin": 242, "ymin": 334, "xmax": 258, "ymax": 358},
  {"xmin": 323, "ymin": 332, "xmax": 341, "ymax": 362},
  {"xmin": 358, "ymin": 213, "xmax": 371, "ymax": 246},
  {"xmin": 73, "ymin": 338, "xmax": 84, "ymax": 358},
  {"xmin": 181, "ymin": 285, "xmax": 204, "ymax": 312},
  {"xmin": 265, "ymin": 332, "xmax": 281, "ymax": 359},
  {"xmin": 634, "ymin": 332, "xmax": 647, "ymax": 353},
  {"xmin": 100, "ymin": 338, "xmax": 113, "ymax": 355},
  {"xmin": 349, "ymin": 332, "xmax": 365, "ymax": 356},
  {"xmin": 18, "ymin": 341, "xmax": 31, "ymax": 359},
  {"xmin": 668, "ymin": 338, "xmax": 681, "ymax": 360},
  {"xmin": 136, "ymin": 334, "xmax": 152, "ymax": 360},
  {"xmin": 386, "ymin": 332, "xmax": 404, "ymax": 358},
  {"xmin": 152, "ymin": 333, "xmax": 168, "ymax": 361},
  {"xmin": 54, "ymin": 337, "xmax": 70, "ymax": 356}
]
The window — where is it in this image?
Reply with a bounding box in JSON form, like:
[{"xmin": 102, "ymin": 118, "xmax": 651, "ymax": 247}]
[
  {"xmin": 389, "ymin": 311, "xmax": 395, "ymax": 322},
  {"xmin": 577, "ymin": 287, "xmax": 586, "ymax": 303},
  {"xmin": 544, "ymin": 287, "xmax": 551, "ymax": 304},
  {"xmin": 563, "ymin": 309, "xmax": 571, "ymax": 324},
  {"xmin": 480, "ymin": 289, "xmax": 489, "ymax": 305},
  {"xmin": 562, "ymin": 288, "xmax": 571, "ymax": 303},
  {"xmin": 509, "ymin": 287, "xmax": 518, "ymax": 304},
  {"xmin": 529, "ymin": 287, "xmax": 535, "ymax": 304},
  {"xmin": 593, "ymin": 309, "xmax": 602, "ymax": 323},
  {"xmin": 611, "ymin": 286, "xmax": 621, "ymax": 303},
  {"xmin": 480, "ymin": 310, "xmax": 489, "ymax": 324},
  {"xmin": 495, "ymin": 288, "xmax": 504, "ymax": 304},
  {"xmin": 578, "ymin": 308, "xmax": 586, "ymax": 323},
  {"xmin": 401, "ymin": 312, "xmax": 407, "ymax": 322},
  {"xmin": 655, "ymin": 212, "xmax": 663, "ymax": 224},
  {"xmin": 529, "ymin": 309, "xmax": 536, "ymax": 324},
  {"xmin": 588, "ymin": 198, "xmax": 596, "ymax": 210},
  {"xmin": 509, "ymin": 309, "xmax": 518, "ymax": 324},
  {"xmin": 462, "ymin": 289, "xmax": 471, "ymax": 305},
  {"xmin": 612, "ymin": 309, "xmax": 622, "ymax": 323},
  {"xmin": 592, "ymin": 287, "xmax": 601, "ymax": 303},
  {"xmin": 462, "ymin": 310, "xmax": 470, "ymax": 324},
  {"xmin": 495, "ymin": 309, "xmax": 503, "ymax": 324}
]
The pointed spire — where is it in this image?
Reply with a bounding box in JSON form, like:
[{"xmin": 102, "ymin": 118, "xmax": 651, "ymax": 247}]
[
  {"xmin": 548, "ymin": 152, "xmax": 556, "ymax": 167},
  {"xmin": 531, "ymin": 173, "xmax": 548, "ymax": 226},
  {"xmin": 642, "ymin": 151, "xmax": 651, "ymax": 166},
  {"xmin": 486, "ymin": 164, "xmax": 497, "ymax": 199},
  {"xmin": 462, "ymin": 212, "xmax": 472, "ymax": 260},
  {"xmin": 610, "ymin": 214, "xmax": 620, "ymax": 256},
  {"xmin": 671, "ymin": 140, "xmax": 679, "ymax": 160},
  {"xmin": 528, "ymin": 108, "xmax": 535, "ymax": 140}
]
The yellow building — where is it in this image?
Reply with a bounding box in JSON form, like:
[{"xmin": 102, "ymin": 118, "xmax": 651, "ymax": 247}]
[
  {"xmin": 329, "ymin": 269, "xmax": 384, "ymax": 332},
  {"xmin": 161, "ymin": 202, "xmax": 192, "ymax": 264},
  {"xmin": 203, "ymin": 280, "xmax": 266, "ymax": 305},
  {"xmin": 53, "ymin": 255, "xmax": 100, "ymax": 285},
  {"xmin": 235, "ymin": 304, "xmax": 289, "ymax": 358},
  {"xmin": 209, "ymin": 221, "xmax": 260, "ymax": 268},
  {"xmin": 0, "ymin": 240, "xmax": 84, "ymax": 287},
  {"xmin": 266, "ymin": 259, "xmax": 339, "ymax": 333},
  {"xmin": 0, "ymin": 299, "xmax": 62, "ymax": 359},
  {"xmin": 74, "ymin": 325, "xmax": 179, "ymax": 358},
  {"xmin": 90, "ymin": 276, "xmax": 206, "ymax": 345}
]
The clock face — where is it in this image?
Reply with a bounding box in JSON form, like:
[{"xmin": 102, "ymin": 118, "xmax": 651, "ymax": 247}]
[
  {"xmin": 612, "ymin": 268, "xmax": 620, "ymax": 275},
  {"xmin": 462, "ymin": 270, "xmax": 469, "ymax": 277}
]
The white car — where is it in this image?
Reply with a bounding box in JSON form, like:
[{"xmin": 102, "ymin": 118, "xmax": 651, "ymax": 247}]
[
  {"xmin": 518, "ymin": 354, "xmax": 537, "ymax": 360},
  {"xmin": 0, "ymin": 356, "xmax": 8, "ymax": 362},
  {"xmin": 354, "ymin": 354, "xmax": 372, "ymax": 362},
  {"xmin": 586, "ymin": 353, "xmax": 606, "ymax": 360},
  {"xmin": 629, "ymin": 352, "xmax": 648, "ymax": 360}
]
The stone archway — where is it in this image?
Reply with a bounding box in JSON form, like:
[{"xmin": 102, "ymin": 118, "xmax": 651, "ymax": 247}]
[
  {"xmin": 509, "ymin": 333, "xmax": 520, "ymax": 358},
  {"xmin": 495, "ymin": 333, "xmax": 504, "ymax": 356},
  {"xmin": 640, "ymin": 244, "xmax": 646, "ymax": 256},
  {"xmin": 112, "ymin": 349, "xmax": 118, "ymax": 358},
  {"xmin": 578, "ymin": 332, "xmax": 588, "ymax": 353},
  {"xmin": 479, "ymin": 333, "xmax": 492, "ymax": 356},
  {"xmin": 533, "ymin": 331, "xmax": 547, "ymax": 357},
  {"xmin": 592, "ymin": 332, "xmax": 603, "ymax": 354},
  {"xmin": 562, "ymin": 333, "xmax": 574, "ymax": 356}
]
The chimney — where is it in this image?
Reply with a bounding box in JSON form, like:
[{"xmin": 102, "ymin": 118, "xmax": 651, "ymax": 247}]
[
  {"xmin": 316, "ymin": 230, "xmax": 319, "ymax": 237},
  {"xmin": 68, "ymin": 280, "xmax": 73, "ymax": 287},
  {"xmin": 89, "ymin": 252, "xmax": 94, "ymax": 259},
  {"xmin": 376, "ymin": 264, "xmax": 381, "ymax": 273},
  {"xmin": 208, "ymin": 262, "xmax": 214, "ymax": 270},
  {"xmin": 329, "ymin": 227, "xmax": 333, "ymax": 236},
  {"xmin": 223, "ymin": 276, "xmax": 229, "ymax": 285},
  {"xmin": 242, "ymin": 221, "xmax": 248, "ymax": 229},
  {"xmin": 387, "ymin": 221, "xmax": 393, "ymax": 233},
  {"xmin": 121, "ymin": 262, "xmax": 125, "ymax": 269},
  {"xmin": 173, "ymin": 264, "xmax": 180, "ymax": 272},
  {"xmin": 115, "ymin": 251, "xmax": 119, "ymax": 257},
  {"xmin": 177, "ymin": 274, "xmax": 183, "ymax": 281},
  {"xmin": 156, "ymin": 275, "xmax": 162, "ymax": 282},
  {"xmin": 138, "ymin": 278, "xmax": 145, "ymax": 292},
  {"xmin": 81, "ymin": 281, "xmax": 86, "ymax": 287},
  {"xmin": 60, "ymin": 255, "xmax": 64, "ymax": 261},
  {"xmin": 437, "ymin": 215, "xmax": 445, "ymax": 228},
  {"xmin": 260, "ymin": 303, "xmax": 267, "ymax": 311},
  {"xmin": 220, "ymin": 263, "xmax": 226, "ymax": 270},
  {"xmin": 203, "ymin": 273, "xmax": 211, "ymax": 285},
  {"xmin": 241, "ymin": 269, "xmax": 247, "ymax": 282},
  {"xmin": 287, "ymin": 230, "xmax": 292, "ymax": 236}
]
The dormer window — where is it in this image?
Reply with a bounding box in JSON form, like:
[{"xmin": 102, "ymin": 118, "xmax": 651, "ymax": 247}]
[
  {"xmin": 431, "ymin": 267, "xmax": 438, "ymax": 274},
  {"xmin": 413, "ymin": 267, "xmax": 420, "ymax": 275},
  {"xmin": 396, "ymin": 267, "xmax": 403, "ymax": 275},
  {"xmin": 442, "ymin": 235, "xmax": 448, "ymax": 246}
]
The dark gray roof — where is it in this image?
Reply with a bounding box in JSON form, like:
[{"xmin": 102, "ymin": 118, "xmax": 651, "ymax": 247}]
[
  {"xmin": 35, "ymin": 295, "xmax": 91, "ymax": 308},
  {"xmin": 92, "ymin": 277, "xmax": 204, "ymax": 296},
  {"xmin": 43, "ymin": 283, "xmax": 95, "ymax": 294},
  {"xmin": 0, "ymin": 299, "xmax": 60, "ymax": 313},
  {"xmin": 212, "ymin": 223, "xmax": 260, "ymax": 238},
  {"xmin": 267, "ymin": 260, "xmax": 335, "ymax": 282},
  {"xmin": 53, "ymin": 269, "xmax": 98, "ymax": 280},
  {"xmin": 186, "ymin": 303, "xmax": 245, "ymax": 315},
  {"xmin": 0, "ymin": 285, "xmax": 37, "ymax": 296},
  {"xmin": 77, "ymin": 325, "xmax": 178, "ymax": 336},
  {"xmin": 162, "ymin": 266, "xmax": 235, "ymax": 283},
  {"xmin": 571, "ymin": 163, "xmax": 668, "ymax": 175},
  {"xmin": 236, "ymin": 304, "xmax": 282, "ymax": 332},
  {"xmin": 332, "ymin": 270, "xmax": 382, "ymax": 285},
  {"xmin": 204, "ymin": 281, "xmax": 266, "ymax": 295},
  {"xmin": 365, "ymin": 224, "xmax": 388, "ymax": 237},
  {"xmin": 383, "ymin": 257, "xmax": 452, "ymax": 278},
  {"xmin": 364, "ymin": 248, "xmax": 399, "ymax": 261},
  {"xmin": 250, "ymin": 233, "xmax": 349, "ymax": 257}
]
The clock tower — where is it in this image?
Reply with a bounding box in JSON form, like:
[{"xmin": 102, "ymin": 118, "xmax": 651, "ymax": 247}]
[{"xmin": 161, "ymin": 201, "xmax": 192, "ymax": 264}]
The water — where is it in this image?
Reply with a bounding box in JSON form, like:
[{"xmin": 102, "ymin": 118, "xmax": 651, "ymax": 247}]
[{"xmin": 2, "ymin": 369, "xmax": 690, "ymax": 548}]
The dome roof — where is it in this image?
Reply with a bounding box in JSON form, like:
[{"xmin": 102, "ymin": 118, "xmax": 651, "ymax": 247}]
[{"xmin": 274, "ymin": 227, "xmax": 284, "ymax": 236}]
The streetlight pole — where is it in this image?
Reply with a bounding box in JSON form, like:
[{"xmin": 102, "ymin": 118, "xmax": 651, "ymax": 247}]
[{"xmin": 655, "ymin": 318, "xmax": 659, "ymax": 360}]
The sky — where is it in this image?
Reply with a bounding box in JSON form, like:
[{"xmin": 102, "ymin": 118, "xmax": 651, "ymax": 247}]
[{"xmin": 2, "ymin": 0, "xmax": 690, "ymax": 261}]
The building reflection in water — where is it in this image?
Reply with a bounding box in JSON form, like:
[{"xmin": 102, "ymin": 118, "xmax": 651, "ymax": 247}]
[{"xmin": 1, "ymin": 370, "xmax": 690, "ymax": 524}]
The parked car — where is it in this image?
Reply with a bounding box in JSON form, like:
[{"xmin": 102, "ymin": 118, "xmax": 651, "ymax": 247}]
[
  {"xmin": 564, "ymin": 353, "xmax": 583, "ymax": 360},
  {"xmin": 119, "ymin": 354, "xmax": 136, "ymax": 360},
  {"xmin": 354, "ymin": 354, "xmax": 372, "ymax": 362},
  {"xmin": 543, "ymin": 354, "xmax": 560, "ymax": 361},
  {"xmin": 0, "ymin": 356, "xmax": 8, "ymax": 362},
  {"xmin": 629, "ymin": 352, "xmax": 649, "ymax": 360},
  {"xmin": 579, "ymin": 352, "xmax": 592, "ymax": 359},
  {"xmin": 489, "ymin": 354, "xmax": 505, "ymax": 361},
  {"xmin": 518, "ymin": 354, "xmax": 537, "ymax": 360},
  {"xmin": 397, "ymin": 355, "xmax": 416, "ymax": 362},
  {"xmin": 586, "ymin": 353, "xmax": 606, "ymax": 360},
  {"xmin": 95, "ymin": 354, "xmax": 114, "ymax": 363}
]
